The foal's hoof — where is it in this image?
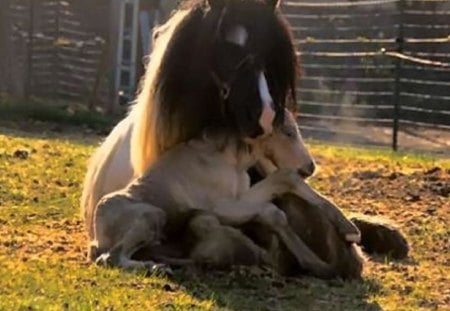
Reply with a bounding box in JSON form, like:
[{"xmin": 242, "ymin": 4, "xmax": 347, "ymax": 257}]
[
  {"xmin": 144, "ymin": 262, "xmax": 173, "ymax": 277},
  {"xmin": 345, "ymin": 232, "xmax": 362, "ymax": 244}
]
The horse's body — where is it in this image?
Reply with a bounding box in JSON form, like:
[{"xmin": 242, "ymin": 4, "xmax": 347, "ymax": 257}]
[
  {"xmin": 81, "ymin": 0, "xmax": 366, "ymax": 279},
  {"xmin": 90, "ymin": 111, "xmax": 360, "ymax": 278},
  {"xmin": 81, "ymin": 116, "xmax": 134, "ymax": 238}
]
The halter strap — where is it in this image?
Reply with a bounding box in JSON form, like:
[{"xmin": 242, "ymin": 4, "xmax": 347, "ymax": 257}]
[{"xmin": 210, "ymin": 53, "xmax": 256, "ymax": 100}]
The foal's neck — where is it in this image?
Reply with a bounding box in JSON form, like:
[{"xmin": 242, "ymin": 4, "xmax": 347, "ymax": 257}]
[
  {"xmin": 193, "ymin": 132, "xmax": 258, "ymax": 171},
  {"xmin": 222, "ymin": 139, "xmax": 257, "ymax": 171}
]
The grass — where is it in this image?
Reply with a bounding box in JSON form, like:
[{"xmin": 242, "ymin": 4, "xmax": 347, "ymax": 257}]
[{"xmin": 0, "ymin": 127, "xmax": 449, "ymax": 310}]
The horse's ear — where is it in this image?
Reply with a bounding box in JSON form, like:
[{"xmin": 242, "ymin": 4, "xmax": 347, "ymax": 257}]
[
  {"xmin": 265, "ymin": 0, "xmax": 281, "ymax": 9},
  {"xmin": 208, "ymin": 0, "xmax": 226, "ymax": 10}
]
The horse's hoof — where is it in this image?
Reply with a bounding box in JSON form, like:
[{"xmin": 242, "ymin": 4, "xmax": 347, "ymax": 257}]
[
  {"xmin": 345, "ymin": 232, "xmax": 361, "ymax": 244},
  {"xmin": 95, "ymin": 253, "xmax": 114, "ymax": 267},
  {"xmin": 145, "ymin": 262, "xmax": 173, "ymax": 277},
  {"xmin": 335, "ymin": 219, "xmax": 361, "ymax": 244}
]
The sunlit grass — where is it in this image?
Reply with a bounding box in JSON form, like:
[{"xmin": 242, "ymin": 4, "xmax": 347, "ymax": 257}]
[{"xmin": 0, "ymin": 129, "xmax": 448, "ymax": 310}]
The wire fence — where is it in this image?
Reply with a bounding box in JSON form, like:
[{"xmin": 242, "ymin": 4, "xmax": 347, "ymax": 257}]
[{"xmin": 282, "ymin": 0, "xmax": 450, "ymax": 152}]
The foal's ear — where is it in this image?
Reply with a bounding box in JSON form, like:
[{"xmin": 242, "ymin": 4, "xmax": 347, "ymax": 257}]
[
  {"xmin": 208, "ymin": 0, "xmax": 227, "ymax": 10},
  {"xmin": 265, "ymin": 0, "xmax": 281, "ymax": 9}
]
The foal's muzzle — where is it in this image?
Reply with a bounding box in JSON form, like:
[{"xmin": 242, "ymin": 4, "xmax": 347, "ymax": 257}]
[{"xmin": 298, "ymin": 161, "xmax": 316, "ymax": 179}]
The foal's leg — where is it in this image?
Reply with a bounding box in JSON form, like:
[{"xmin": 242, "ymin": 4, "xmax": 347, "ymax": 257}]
[
  {"xmin": 213, "ymin": 200, "xmax": 333, "ymax": 278},
  {"xmin": 209, "ymin": 169, "xmax": 304, "ymax": 225},
  {"xmin": 188, "ymin": 214, "xmax": 271, "ymax": 268},
  {"xmin": 211, "ymin": 177, "xmax": 334, "ymax": 279},
  {"xmin": 93, "ymin": 197, "xmax": 170, "ymax": 274},
  {"xmin": 247, "ymin": 168, "xmax": 360, "ymax": 243},
  {"xmin": 290, "ymin": 180, "xmax": 361, "ymax": 243}
]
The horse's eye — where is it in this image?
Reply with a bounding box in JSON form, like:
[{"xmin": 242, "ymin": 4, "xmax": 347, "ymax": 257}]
[{"xmin": 221, "ymin": 85, "xmax": 230, "ymax": 99}]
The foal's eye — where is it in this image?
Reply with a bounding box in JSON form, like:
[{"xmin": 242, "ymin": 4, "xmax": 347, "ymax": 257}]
[{"xmin": 283, "ymin": 129, "xmax": 295, "ymax": 138}]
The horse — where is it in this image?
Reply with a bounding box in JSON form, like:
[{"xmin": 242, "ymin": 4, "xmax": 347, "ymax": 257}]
[
  {"xmin": 81, "ymin": 0, "xmax": 301, "ymax": 239},
  {"xmin": 89, "ymin": 110, "xmax": 361, "ymax": 279}
]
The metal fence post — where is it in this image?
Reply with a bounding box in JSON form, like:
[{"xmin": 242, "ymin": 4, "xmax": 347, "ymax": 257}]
[
  {"xmin": 54, "ymin": 0, "xmax": 61, "ymax": 99},
  {"xmin": 25, "ymin": 0, "xmax": 35, "ymax": 99},
  {"xmin": 392, "ymin": 0, "xmax": 404, "ymax": 151}
]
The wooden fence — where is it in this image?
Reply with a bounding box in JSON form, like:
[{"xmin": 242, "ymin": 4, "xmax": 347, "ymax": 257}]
[
  {"xmin": 1, "ymin": 0, "xmax": 112, "ymax": 110},
  {"xmin": 1, "ymin": 0, "xmax": 449, "ymax": 150},
  {"xmin": 282, "ymin": 0, "xmax": 450, "ymax": 150}
]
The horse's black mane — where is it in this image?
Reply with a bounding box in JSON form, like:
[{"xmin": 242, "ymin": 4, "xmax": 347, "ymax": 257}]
[{"xmin": 155, "ymin": 0, "xmax": 298, "ymax": 143}]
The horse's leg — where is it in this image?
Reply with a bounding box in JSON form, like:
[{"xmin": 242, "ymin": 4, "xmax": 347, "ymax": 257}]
[
  {"xmin": 289, "ymin": 179, "xmax": 361, "ymax": 243},
  {"xmin": 93, "ymin": 198, "xmax": 171, "ymax": 274}
]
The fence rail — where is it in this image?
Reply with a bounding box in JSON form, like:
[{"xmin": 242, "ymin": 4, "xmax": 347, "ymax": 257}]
[
  {"xmin": 1, "ymin": 0, "xmax": 449, "ymax": 152},
  {"xmin": 283, "ymin": 0, "xmax": 450, "ymax": 151}
]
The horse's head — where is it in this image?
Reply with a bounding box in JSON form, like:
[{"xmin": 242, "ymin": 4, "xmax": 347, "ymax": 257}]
[
  {"xmin": 205, "ymin": 0, "xmax": 298, "ymax": 138},
  {"xmin": 251, "ymin": 109, "xmax": 316, "ymax": 178},
  {"xmin": 132, "ymin": 0, "xmax": 298, "ymax": 175},
  {"xmin": 153, "ymin": 0, "xmax": 298, "ymax": 140}
]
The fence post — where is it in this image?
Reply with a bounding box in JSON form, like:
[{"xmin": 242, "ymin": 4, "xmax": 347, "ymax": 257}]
[
  {"xmin": 54, "ymin": 0, "xmax": 61, "ymax": 99},
  {"xmin": 25, "ymin": 0, "xmax": 35, "ymax": 99},
  {"xmin": 392, "ymin": 0, "xmax": 404, "ymax": 151}
]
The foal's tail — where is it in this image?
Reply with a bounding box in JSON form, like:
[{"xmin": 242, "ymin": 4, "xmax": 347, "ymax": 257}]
[{"xmin": 80, "ymin": 116, "xmax": 134, "ymax": 239}]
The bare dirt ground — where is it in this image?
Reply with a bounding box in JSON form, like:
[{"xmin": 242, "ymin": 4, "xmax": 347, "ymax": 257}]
[{"xmin": 301, "ymin": 121, "xmax": 450, "ymax": 155}]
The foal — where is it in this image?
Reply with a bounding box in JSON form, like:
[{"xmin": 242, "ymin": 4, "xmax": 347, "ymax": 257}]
[{"xmin": 90, "ymin": 111, "xmax": 360, "ymax": 278}]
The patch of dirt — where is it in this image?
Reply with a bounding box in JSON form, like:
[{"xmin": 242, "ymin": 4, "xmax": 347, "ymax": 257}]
[
  {"xmin": 302, "ymin": 122, "xmax": 450, "ymax": 155},
  {"xmin": 313, "ymin": 154, "xmax": 449, "ymax": 268},
  {"xmin": 0, "ymin": 219, "xmax": 87, "ymax": 264}
]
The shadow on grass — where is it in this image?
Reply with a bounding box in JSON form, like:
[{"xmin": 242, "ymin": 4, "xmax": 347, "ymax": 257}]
[
  {"xmin": 165, "ymin": 267, "xmax": 383, "ymax": 310},
  {"xmin": 0, "ymin": 97, "xmax": 121, "ymax": 144},
  {"xmin": 0, "ymin": 127, "xmax": 101, "ymax": 151}
]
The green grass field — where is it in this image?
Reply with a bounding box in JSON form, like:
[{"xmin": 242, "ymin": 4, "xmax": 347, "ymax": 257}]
[{"xmin": 0, "ymin": 127, "xmax": 448, "ymax": 310}]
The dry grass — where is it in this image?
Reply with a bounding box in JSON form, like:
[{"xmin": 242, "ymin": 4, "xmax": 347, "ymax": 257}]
[{"xmin": 0, "ymin": 128, "xmax": 448, "ymax": 311}]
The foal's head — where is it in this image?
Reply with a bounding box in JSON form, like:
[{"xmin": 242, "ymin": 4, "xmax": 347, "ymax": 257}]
[{"xmin": 254, "ymin": 110, "xmax": 316, "ymax": 178}]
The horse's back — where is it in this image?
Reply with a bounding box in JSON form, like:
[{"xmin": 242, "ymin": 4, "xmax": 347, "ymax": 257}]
[{"xmin": 81, "ymin": 115, "xmax": 135, "ymax": 238}]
